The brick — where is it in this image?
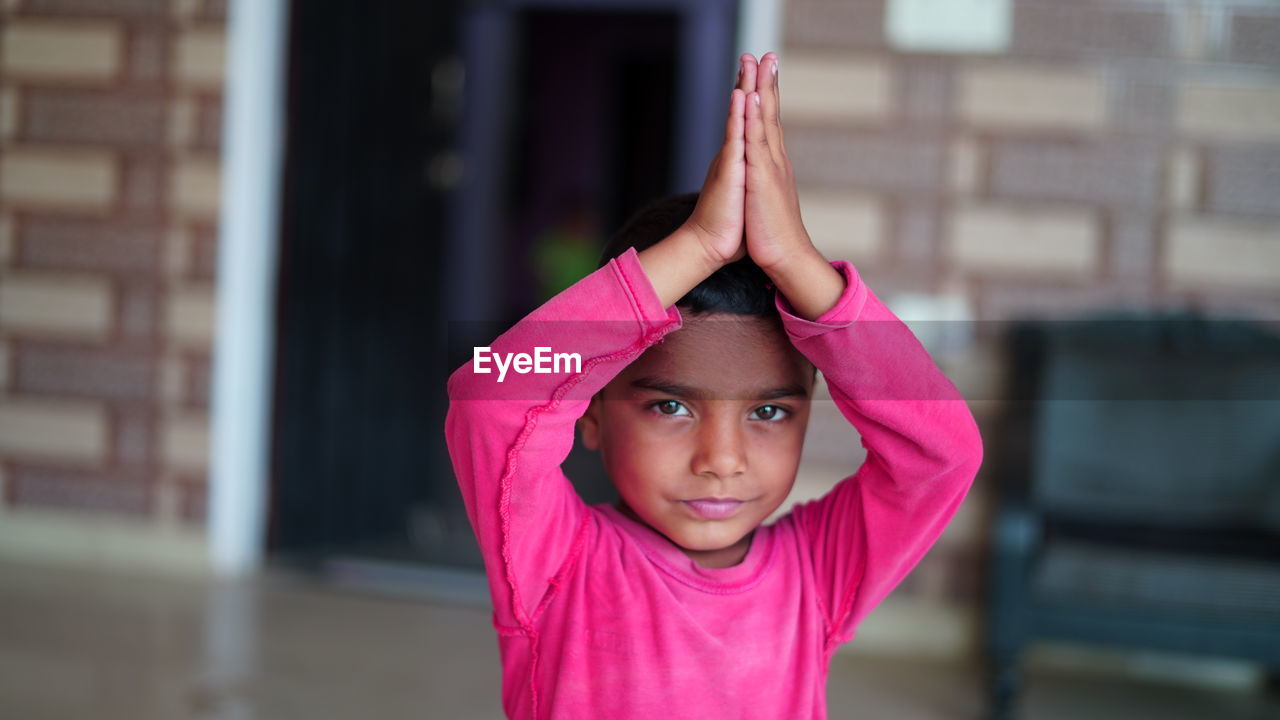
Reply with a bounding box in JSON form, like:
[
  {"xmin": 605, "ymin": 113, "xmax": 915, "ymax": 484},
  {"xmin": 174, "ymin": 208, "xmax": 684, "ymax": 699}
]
[
  {"xmin": 0, "ymin": 398, "xmax": 107, "ymax": 464},
  {"xmin": 780, "ymin": 54, "xmax": 891, "ymax": 123},
  {"xmin": 1011, "ymin": 1, "xmax": 1173, "ymax": 59},
  {"xmin": 0, "ymin": 340, "xmax": 11, "ymax": 391},
  {"xmin": 1204, "ymin": 145, "xmax": 1280, "ymax": 217},
  {"xmin": 900, "ymin": 59, "xmax": 951, "ymax": 127},
  {"xmin": 947, "ymin": 203, "xmax": 1098, "ymax": 275},
  {"xmin": 8, "ymin": 465, "xmax": 150, "ymax": 517},
  {"xmin": 195, "ymin": 95, "xmax": 222, "ymax": 150},
  {"xmin": 173, "ymin": 0, "xmax": 200, "ymax": 19},
  {"xmin": 19, "ymin": 215, "xmax": 161, "ymax": 275},
  {"xmin": 1177, "ymin": 83, "xmax": 1280, "ymax": 141},
  {"xmin": 0, "ymin": 214, "xmax": 13, "ymax": 264},
  {"xmin": 163, "ymin": 225, "xmax": 192, "ymax": 277},
  {"xmin": 163, "ymin": 412, "xmax": 208, "ymax": 470},
  {"xmin": 1165, "ymin": 215, "xmax": 1280, "ymax": 288},
  {"xmin": 21, "ymin": 88, "xmax": 166, "ymax": 146},
  {"xmin": 186, "ymin": 353, "xmax": 210, "ymax": 407},
  {"xmin": 171, "ymin": 156, "xmax": 221, "ymax": 217},
  {"xmin": 0, "ymin": 86, "xmax": 16, "ymax": 140},
  {"xmin": 126, "ymin": 23, "xmax": 169, "ymax": 85},
  {"xmin": 799, "ymin": 190, "xmax": 884, "ymax": 263},
  {"xmin": 1107, "ymin": 211, "xmax": 1158, "ymax": 279},
  {"xmin": 782, "ymin": 0, "xmax": 885, "ymax": 51},
  {"xmin": 0, "ymin": 149, "xmax": 116, "ymax": 210},
  {"xmin": 895, "ymin": 200, "xmax": 938, "ymax": 264},
  {"xmin": 957, "ymin": 64, "xmax": 1106, "ymax": 131},
  {"xmin": 114, "ymin": 406, "xmax": 156, "ymax": 466},
  {"xmin": 989, "ymin": 139, "xmax": 1163, "ymax": 209},
  {"xmin": 180, "ymin": 480, "xmax": 206, "ymax": 525},
  {"xmin": 202, "ymin": 0, "xmax": 228, "ymax": 21},
  {"xmin": 160, "ymin": 355, "xmax": 185, "ymax": 404},
  {"xmin": 188, "ymin": 223, "xmax": 219, "ymax": 280},
  {"xmin": 168, "ymin": 96, "xmax": 196, "ymax": 148},
  {"xmin": 788, "ymin": 128, "xmax": 944, "ymax": 194},
  {"xmin": 1165, "ymin": 145, "xmax": 1200, "ymax": 210},
  {"xmin": 119, "ymin": 280, "xmax": 161, "ymax": 342},
  {"xmin": 121, "ymin": 155, "xmax": 166, "ymax": 214},
  {"xmin": 947, "ymin": 136, "xmax": 982, "ymax": 195},
  {"xmin": 20, "ymin": 0, "xmax": 169, "ymax": 16},
  {"xmin": 1108, "ymin": 69, "xmax": 1177, "ymax": 138},
  {"xmin": 1, "ymin": 21, "xmax": 122, "ymax": 80},
  {"xmin": 14, "ymin": 341, "xmax": 155, "ymax": 401},
  {"xmin": 1227, "ymin": 12, "xmax": 1280, "ymax": 66},
  {"xmin": 167, "ymin": 284, "xmax": 216, "ymax": 346},
  {"xmin": 0, "ymin": 272, "xmax": 112, "ymax": 337},
  {"xmin": 173, "ymin": 27, "xmax": 226, "ymax": 87}
]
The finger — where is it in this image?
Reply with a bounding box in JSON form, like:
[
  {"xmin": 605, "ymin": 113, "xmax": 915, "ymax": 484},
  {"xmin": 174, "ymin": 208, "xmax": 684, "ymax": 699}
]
[
  {"xmin": 722, "ymin": 88, "xmax": 741, "ymax": 149},
  {"xmin": 744, "ymin": 91, "xmax": 770, "ymax": 165},
  {"xmin": 738, "ymin": 53, "xmax": 758, "ymax": 96},
  {"xmin": 728, "ymin": 88, "xmax": 745, "ymax": 161},
  {"xmin": 760, "ymin": 52, "xmax": 785, "ymax": 166}
]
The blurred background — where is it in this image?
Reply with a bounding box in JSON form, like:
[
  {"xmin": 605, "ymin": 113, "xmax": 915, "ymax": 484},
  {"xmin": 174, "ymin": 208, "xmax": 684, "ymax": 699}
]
[{"xmin": 1, "ymin": 0, "xmax": 1278, "ymax": 718}]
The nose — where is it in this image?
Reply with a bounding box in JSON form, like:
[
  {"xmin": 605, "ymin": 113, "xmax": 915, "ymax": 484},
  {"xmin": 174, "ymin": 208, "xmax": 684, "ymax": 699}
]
[{"xmin": 690, "ymin": 406, "xmax": 748, "ymax": 479}]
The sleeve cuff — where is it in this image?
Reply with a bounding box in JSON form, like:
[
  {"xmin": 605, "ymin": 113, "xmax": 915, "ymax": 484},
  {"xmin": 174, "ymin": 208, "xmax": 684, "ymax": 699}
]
[
  {"xmin": 774, "ymin": 259, "xmax": 868, "ymax": 340},
  {"xmin": 610, "ymin": 246, "xmax": 684, "ymax": 330}
]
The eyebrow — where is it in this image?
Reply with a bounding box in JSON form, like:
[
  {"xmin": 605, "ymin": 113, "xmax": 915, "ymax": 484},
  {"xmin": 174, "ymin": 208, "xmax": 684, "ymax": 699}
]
[{"xmin": 629, "ymin": 376, "xmax": 808, "ymax": 401}]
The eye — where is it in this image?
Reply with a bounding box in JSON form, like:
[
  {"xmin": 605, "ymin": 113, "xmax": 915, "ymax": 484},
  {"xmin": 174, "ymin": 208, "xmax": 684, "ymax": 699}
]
[
  {"xmin": 649, "ymin": 399, "xmax": 691, "ymax": 417},
  {"xmin": 752, "ymin": 404, "xmax": 790, "ymax": 422}
]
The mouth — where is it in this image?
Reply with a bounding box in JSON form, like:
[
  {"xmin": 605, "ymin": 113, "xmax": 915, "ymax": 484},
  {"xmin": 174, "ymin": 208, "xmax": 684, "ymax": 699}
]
[{"xmin": 681, "ymin": 498, "xmax": 748, "ymax": 520}]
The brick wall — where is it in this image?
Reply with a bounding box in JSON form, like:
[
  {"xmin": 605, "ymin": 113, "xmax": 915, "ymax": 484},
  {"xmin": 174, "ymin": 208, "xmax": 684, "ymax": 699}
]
[
  {"xmin": 778, "ymin": 0, "xmax": 1279, "ymax": 655},
  {"xmin": 0, "ymin": 0, "xmax": 226, "ymax": 552}
]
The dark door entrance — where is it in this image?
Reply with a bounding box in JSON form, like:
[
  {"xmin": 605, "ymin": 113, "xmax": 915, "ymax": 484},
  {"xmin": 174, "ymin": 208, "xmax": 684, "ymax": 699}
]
[{"xmin": 271, "ymin": 0, "xmax": 738, "ymax": 597}]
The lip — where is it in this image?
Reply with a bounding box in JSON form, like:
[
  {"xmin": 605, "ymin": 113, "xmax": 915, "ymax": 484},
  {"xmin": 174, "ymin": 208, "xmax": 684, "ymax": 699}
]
[{"xmin": 681, "ymin": 498, "xmax": 747, "ymax": 520}]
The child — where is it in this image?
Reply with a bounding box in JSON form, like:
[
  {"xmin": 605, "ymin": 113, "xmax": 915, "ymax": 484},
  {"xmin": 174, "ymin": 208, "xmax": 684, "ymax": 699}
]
[{"xmin": 446, "ymin": 52, "xmax": 983, "ymax": 719}]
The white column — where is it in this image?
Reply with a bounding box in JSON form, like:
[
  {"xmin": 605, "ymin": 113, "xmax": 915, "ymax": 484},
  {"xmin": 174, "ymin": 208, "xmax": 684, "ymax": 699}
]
[
  {"xmin": 737, "ymin": 0, "xmax": 784, "ymax": 64},
  {"xmin": 209, "ymin": 0, "xmax": 291, "ymax": 577}
]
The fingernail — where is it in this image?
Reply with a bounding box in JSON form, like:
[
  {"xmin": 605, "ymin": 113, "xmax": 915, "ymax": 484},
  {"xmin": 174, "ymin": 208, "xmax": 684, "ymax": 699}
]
[
  {"xmin": 754, "ymin": 93, "xmax": 761, "ymax": 106},
  {"xmin": 773, "ymin": 58, "xmax": 779, "ymax": 77}
]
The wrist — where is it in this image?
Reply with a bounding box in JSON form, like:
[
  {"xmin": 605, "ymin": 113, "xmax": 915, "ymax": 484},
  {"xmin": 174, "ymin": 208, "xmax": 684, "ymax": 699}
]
[
  {"xmin": 636, "ymin": 225, "xmax": 729, "ymax": 309},
  {"xmin": 760, "ymin": 241, "xmax": 825, "ymax": 286},
  {"xmin": 764, "ymin": 245, "xmax": 847, "ymax": 322},
  {"xmin": 679, "ymin": 221, "xmax": 735, "ymax": 274}
]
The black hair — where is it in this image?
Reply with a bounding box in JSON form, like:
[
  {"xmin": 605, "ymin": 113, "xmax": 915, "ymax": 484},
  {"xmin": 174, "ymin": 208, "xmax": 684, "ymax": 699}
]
[{"xmin": 597, "ymin": 192, "xmax": 776, "ymax": 319}]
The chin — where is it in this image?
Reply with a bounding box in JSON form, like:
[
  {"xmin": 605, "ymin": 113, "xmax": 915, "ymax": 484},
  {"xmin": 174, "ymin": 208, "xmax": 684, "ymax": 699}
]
[{"xmin": 670, "ymin": 522, "xmax": 747, "ymax": 552}]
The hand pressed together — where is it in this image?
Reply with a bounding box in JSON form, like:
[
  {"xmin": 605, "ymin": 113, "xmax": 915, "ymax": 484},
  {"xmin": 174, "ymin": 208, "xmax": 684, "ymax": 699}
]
[
  {"xmin": 642, "ymin": 51, "xmax": 847, "ymax": 320},
  {"xmin": 687, "ymin": 52, "xmax": 845, "ymax": 320}
]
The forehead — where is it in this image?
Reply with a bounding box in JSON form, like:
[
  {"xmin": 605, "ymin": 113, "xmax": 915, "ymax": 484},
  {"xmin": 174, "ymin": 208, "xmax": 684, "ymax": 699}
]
[{"xmin": 613, "ymin": 313, "xmax": 813, "ymax": 398}]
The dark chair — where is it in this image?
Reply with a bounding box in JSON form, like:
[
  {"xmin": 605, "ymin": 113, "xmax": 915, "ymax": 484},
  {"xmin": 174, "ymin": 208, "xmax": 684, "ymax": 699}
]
[{"xmin": 984, "ymin": 310, "xmax": 1280, "ymax": 720}]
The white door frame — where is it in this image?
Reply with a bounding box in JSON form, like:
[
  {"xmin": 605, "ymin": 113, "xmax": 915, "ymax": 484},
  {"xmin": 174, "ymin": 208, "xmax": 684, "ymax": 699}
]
[{"xmin": 209, "ymin": 0, "xmax": 291, "ymax": 577}]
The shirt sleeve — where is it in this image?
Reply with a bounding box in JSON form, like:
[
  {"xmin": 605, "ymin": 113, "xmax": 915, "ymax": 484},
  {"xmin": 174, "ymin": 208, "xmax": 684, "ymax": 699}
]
[
  {"xmin": 776, "ymin": 259, "xmax": 984, "ymax": 649},
  {"xmin": 445, "ymin": 247, "xmax": 682, "ymax": 629}
]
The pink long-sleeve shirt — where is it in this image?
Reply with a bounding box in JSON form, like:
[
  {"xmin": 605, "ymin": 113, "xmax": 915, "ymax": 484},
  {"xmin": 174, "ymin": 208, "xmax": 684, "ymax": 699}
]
[{"xmin": 445, "ymin": 246, "xmax": 983, "ymax": 719}]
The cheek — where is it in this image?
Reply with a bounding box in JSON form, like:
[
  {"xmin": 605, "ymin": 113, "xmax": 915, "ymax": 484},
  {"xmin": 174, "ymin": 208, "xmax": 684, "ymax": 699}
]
[{"xmin": 599, "ymin": 416, "xmax": 686, "ymax": 482}]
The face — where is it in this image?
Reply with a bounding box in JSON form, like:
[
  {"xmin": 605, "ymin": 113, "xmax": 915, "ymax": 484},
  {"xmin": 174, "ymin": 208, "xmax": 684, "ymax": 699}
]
[{"xmin": 577, "ymin": 312, "xmax": 815, "ymax": 569}]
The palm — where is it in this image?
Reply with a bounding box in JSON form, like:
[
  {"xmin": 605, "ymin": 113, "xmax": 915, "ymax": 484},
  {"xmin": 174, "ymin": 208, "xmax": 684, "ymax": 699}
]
[{"xmin": 744, "ymin": 166, "xmax": 799, "ymax": 271}]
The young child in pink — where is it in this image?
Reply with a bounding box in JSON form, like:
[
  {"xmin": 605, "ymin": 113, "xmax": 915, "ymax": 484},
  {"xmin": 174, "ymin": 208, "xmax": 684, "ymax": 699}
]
[{"xmin": 446, "ymin": 52, "xmax": 983, "ymax": 719}]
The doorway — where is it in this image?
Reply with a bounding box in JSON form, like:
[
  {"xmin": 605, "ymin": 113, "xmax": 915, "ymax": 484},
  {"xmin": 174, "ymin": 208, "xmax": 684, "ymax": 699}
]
[{"xmin": 271, "ymin": 0, "xmax": 739, "ymax": 600}]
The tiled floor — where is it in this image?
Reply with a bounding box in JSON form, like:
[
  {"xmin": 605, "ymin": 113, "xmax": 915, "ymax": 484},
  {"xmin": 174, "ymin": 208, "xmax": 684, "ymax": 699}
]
[{"xmin": 1, "ymin": 558, "xmax": 1276, "ymax": 720}]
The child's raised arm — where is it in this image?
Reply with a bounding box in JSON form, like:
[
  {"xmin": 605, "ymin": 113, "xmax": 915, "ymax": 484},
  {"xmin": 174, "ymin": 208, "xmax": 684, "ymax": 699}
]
[{"xmin": 742, "ymin": 52, "xmax": 985, "ymax": 651}]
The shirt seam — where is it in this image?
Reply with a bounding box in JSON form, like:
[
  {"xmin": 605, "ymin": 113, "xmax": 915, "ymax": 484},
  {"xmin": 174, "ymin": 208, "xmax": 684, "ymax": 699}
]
[{"xmin": 494, "ymin": 254, "xmax": 678, "ymax": 718}]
